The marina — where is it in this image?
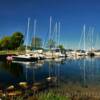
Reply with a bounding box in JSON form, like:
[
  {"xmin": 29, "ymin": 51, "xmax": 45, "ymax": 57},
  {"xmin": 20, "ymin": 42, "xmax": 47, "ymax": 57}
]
[
  {"xmin": 1, "ymin": 0, "xmax": 100, "ymax": 99},
  {"xmin": 0, "ymin": 18, "xmax": 100, "ymax": 99}
]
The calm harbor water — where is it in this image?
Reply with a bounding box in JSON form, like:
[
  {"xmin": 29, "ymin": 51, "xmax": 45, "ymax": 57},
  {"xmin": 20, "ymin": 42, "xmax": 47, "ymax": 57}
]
[{"xmin": 0, "ymin": 57, "xmax": 100, "ymax": 90}]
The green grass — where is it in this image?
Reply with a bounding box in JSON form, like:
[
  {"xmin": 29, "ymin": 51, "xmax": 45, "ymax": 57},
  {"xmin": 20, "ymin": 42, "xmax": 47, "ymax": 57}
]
[
  {"xmin": 0, "ymin": 50, "xmax": 8, "ymax": 54},
  {"xmin": 10, "ymin": 91, "xmax": 70, "ymax": 100},
  {"xmin": 38, "ymin": 92, "xmax": 69, "ymax": 100},
  {"xmin": 0, "ymin": 50, "xmax": 25, "ymax": 55}
]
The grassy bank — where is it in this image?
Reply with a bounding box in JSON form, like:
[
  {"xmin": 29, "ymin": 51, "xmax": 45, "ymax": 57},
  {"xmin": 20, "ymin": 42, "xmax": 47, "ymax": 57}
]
[
  {"xmin": 38, "ymin": 91, "xmax": 69, "ymax": 100},
  {"xmin": 0, "ymin": 50, "xmax": 25, "ymax": 55},
  {"xmin": 1, "ymin": 87, "xmax": 100, "ymax": 100},
  {"xmin": 1, "ymin": 91, "xmax": 69, "ymax": 100}
]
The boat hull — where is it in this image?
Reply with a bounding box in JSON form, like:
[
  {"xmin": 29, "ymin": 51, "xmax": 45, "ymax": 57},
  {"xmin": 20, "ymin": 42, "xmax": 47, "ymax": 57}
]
[{"xmin": 13, "ymin": 56, "xmax": 38, "ymax": 62}]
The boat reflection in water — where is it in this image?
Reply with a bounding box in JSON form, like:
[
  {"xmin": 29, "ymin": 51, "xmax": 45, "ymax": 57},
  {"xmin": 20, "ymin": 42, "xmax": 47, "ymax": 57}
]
[{"xmin": 0, "ymin": 57, "xmax": 100, "ymax": 95}]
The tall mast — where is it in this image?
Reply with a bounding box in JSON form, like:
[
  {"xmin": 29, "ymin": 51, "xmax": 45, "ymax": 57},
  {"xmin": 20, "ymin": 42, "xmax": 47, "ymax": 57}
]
[
  {"xmin": 33, "ymin": 19, "xmax": 37, "ymax": 49},
  {"xmin": 95, "ymin": 33, "xmax": 98, "ymax": 49},
  {"xmin": 83, "ymin": 24, "xmax": 86, "ymax": 51},
  {"xmin": 91, "ymin": 28, "xmax": 94, "ymax": 51},
  {"xmin": 49, "ymin": 16, "xmax": 52, "ymax": 40},
  {"xmin": 26, "ymin": 17, "xmax": 30, "ymax": 52},
  {"xmin": 87, "ymin": 27, "xmax": 91, "ymax": 51},
  {"xmin": 78, "ymin": 29, "xmax": 83, "ymax": 50},
  {"xmin": 58, "ymin": 22, "xmax": 60, "ymax": 46},
  {"xmin": 55, "ymin": 22, "xmax": 57, "ymax": 48}
]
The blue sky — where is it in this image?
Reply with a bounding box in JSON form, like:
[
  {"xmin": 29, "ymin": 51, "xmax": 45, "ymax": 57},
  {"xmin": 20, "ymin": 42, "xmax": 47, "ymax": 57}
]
[{"xmin": 0, "ymin": 0, "xmax": 100, "ymax": 49}]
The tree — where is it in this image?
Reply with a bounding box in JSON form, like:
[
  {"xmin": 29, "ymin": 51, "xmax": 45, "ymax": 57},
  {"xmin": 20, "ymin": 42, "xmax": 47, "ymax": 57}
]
[
  {"xmin": 0, "ymin": 40, "xmax": 2, "ymax": 50},
  {"xmin": 58, "ymin": 45, "xmax": 65, "ymax": 53},
  {"xmin": 47, "ymin": 39, "xmax": 56, "ymax": 49},
  {"xmin": 0, "ymin": 36, "xmax": 11, "ymax": 50},
  {"xmin": 31, "ymin": 37, "xmax": 42, "ymax": 49},
  {"xmin": 58, "ymin": 45, "xmax": 64, "ymax": 50},
  {"xmin": 17, "ymin": 45, "xmax": 25, "ymax": 51},
  {"xmin": 11, "ymin": 32, "xmax": 24, "ymax": 49}
]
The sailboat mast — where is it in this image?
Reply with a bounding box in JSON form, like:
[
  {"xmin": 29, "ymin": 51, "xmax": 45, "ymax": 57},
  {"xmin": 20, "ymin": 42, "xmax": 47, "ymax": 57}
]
[
  {"xmin": 58, "ymin": 22, "xmax": 60, "ymax": 46},
  {"xmin": 91, "ymin": 28, "xmax": 94, "ymax": 51},
  {"xmin": 95, "ymin": 33, "xmax": 98, "ymax": 49},
  {"xmin": 26, "ymin": 17, "xmax": 30, "ymax": 52},
  {"xmin": 34, "ymin": 19, "xmax": 37, "ymax": 49},
  {"xmin": 49, "ymin": 16, "xmax": 52, "ymax": 40},
  {"xmin": 83, "ymin": 24, "xmax": 86, "ymax": 51},
  {"xmin": 78, "ymin": 29, "xmax": 83, "ymax": 50},
  {"xmin": 55, "ymin": 22, "xmax": 57, "ymax": 48}
]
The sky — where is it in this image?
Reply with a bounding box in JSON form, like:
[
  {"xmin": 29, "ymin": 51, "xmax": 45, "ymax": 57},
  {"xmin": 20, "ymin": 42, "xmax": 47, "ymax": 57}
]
[{"xmin": 0, "ymin": 0, "xmax": 100, "ymax": 49}]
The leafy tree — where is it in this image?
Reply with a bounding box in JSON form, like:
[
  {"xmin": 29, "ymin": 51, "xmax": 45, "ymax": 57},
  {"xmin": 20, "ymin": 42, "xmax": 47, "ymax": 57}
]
[
  {"xmin": 0, "ymin": 39, "xmax": 2, "ymax": 50},
  {"xmin": 11, "ymin": 32, "xmax": 24, "ymax": 49},
  {"xmin": 58, "ymin": 45, "xmax": 64, "ymax": 50},
  {"xmin": 47, "ymin": 39, "xmax": 55, "ymax": 49},
  {"xmin": 17, "ymin": 45, "xmax": 25, "ymax": 51},
  {"xmin": 31, "ymin": 37, "xmax": 42, "ymax": 49},
  {"xmin": 58, "ymin": 45, "xmax": 65, "ymax": 53},
  {"xmin": 0, "ymin": 36, "xmax": 11, "ymax": 50},
  {"xmin": 0, "ymin": 32, "xmax": 24, "ymax": 50}
]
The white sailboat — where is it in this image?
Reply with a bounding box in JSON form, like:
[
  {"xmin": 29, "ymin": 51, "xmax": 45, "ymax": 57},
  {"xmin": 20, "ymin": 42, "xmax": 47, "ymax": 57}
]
[
  {"xmin": 93, "ymin": 34, "xmax": 100, "ymax": 56},
  {"xmin": 44, "ymin": 16, "xmax": 54, "ymax": 59},
  {"xmin": 87, "ymin": 27, "xmax": 95, "ymax": 57},
  {"xmin": 75, "ymin": 24, "xmax": 87, "ymax": 57},
  {"xmin": 13, "ymin": 18, "xmax": 37, "ymax": 62},
  {"xmin": 30, "ymin": 19, "xmax": 45, "ymax": 60},
  {"xmin": 45, "ymin": 17, "xmax": 65, "ymax": 59},
  {"xmin": 53, "ymin": 22, "xmax": 65, "ymax": 58},
  {"xmin": 67, "ymin": 25, "xmax": 86, "ymax": 58}
]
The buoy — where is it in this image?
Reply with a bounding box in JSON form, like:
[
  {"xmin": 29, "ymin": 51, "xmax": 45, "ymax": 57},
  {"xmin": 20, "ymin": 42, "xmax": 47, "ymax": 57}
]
[
  {"xmin": 19, "ymin": 82, "xmax": 29, "ymax": 89},
  {"xmin": 6, "ymin": 85, "xmax": 14, "ymax": 91},
  {"xmin": 6, "ymin": 56, "xmax": 13, "ymax": 61},
  {"xmin": 7, "ymin": 90, "xmax": 22, "ymax": 96},
  {"xmin": 46, "ymin": 76, "xmax": 57, "ymax": 82},
  {"xmin": 31, "ymin": 82, "xmax": 42, "ymax": 91}
]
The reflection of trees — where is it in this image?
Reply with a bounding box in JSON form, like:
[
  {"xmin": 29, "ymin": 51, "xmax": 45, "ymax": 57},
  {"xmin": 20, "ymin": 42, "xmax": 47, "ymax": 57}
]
[{"xmin": 0, "ymin": 62, "xmax": 23, "ymax": 77}]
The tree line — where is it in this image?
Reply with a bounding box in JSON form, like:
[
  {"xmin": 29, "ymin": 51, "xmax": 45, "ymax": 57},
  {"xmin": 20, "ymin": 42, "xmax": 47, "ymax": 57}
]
[
  {"xmin": 0, "ymin": 32, "xmax": 64, "ymax": 51},
  {"xmin": 0, "ymin": 32, "xmax": 24, "ymax": 50},
  {"xmin": 0, "ymin": 32, "xmax": 43, "ymax": 50}
]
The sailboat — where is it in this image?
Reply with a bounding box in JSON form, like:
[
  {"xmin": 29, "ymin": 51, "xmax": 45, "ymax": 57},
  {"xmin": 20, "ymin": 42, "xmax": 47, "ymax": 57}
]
[
  {"xmin": 13, "ymin": 18, "xmax": 37, "ymax": 62},
  {"xmin": 31, "ymin": 19, "xmax": 45, "ymax": 60},
  {"xmin": 44, "ymin": 17, "xmax": 65, "ymax": 59},
  {"xmin": 87, "ymin": 27, "xmax": 95, "ymax": 57},
  {"xmin": 53, "ymin": 22, "xmax": 65, "ymax": 58},
  {"xmin": 44, "ymin": 16, "xmax": 54, "ymax": 59},
  {"xmin": 94, "ymin": 34, "xmax": 100, "ymax": 56},
  {"xmin": 75, "ymin": 25, "xmax": 87, "ymax": 57}
]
